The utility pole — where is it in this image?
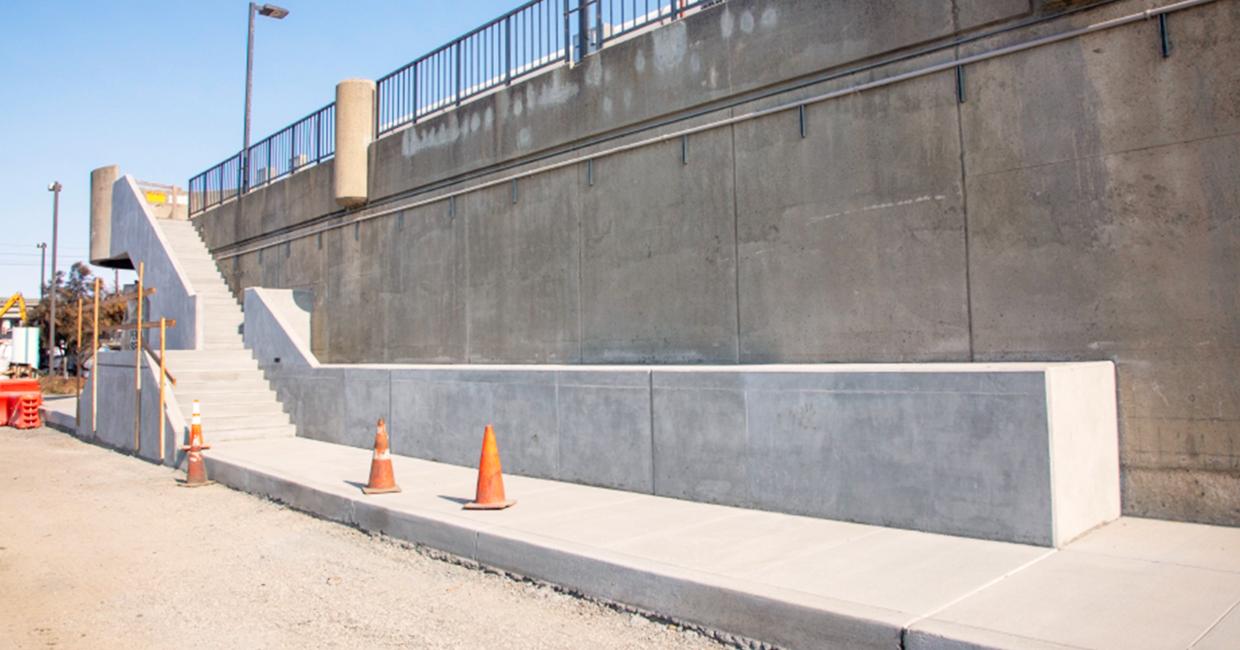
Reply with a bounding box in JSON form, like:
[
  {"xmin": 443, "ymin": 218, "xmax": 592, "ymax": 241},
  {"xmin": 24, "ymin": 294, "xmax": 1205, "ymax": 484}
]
[
  {"xmin": 243, "ymin": 2, "xmax": 289, "ymax": 192},
  {"xmin": 36, "ymin": 242, "xmax": 47, "ymax": 302},
  {"xmin": 47, "ymin": 181, "xmax": 62, "ymax": 375}
]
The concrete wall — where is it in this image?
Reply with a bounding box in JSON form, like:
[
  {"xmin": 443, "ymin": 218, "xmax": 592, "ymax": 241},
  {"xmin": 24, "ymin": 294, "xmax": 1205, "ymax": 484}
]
[
  {"xmin": 195, "ymin": 0, "xmax": 1240, "ymax": 525},
  {"xmin": 244, "ymin": 287, "xmax": 1119, "ymax": 546},
  {"xmin": 108, "ymin": 176, "xmax": 201, "ymax": 350},
  {"xmin": 77, "ymin": 349, "xmax": 189, "ymax": 468}
]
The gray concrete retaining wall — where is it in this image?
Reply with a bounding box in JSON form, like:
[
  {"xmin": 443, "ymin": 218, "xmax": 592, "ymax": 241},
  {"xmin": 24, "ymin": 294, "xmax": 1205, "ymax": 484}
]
[
  {"xmin": 77, "ymin": 349, "xmax": 189, "ymax": 468},
  {"xmin": 244, "ymin": 288, "xmax": 1119, "ymax": 546},
  {"xmin": 108, "ymin": 176, "xmax": 200, "ymax": 350},
  {"xmin": 197, "ymin": 0, "xmax": 1240, "ymax": 525}
]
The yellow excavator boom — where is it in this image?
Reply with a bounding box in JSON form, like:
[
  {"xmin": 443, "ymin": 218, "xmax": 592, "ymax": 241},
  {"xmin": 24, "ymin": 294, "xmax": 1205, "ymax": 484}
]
[{"xmin": 1, "ymin": 293, "xmax": 28, "ymax": 325}]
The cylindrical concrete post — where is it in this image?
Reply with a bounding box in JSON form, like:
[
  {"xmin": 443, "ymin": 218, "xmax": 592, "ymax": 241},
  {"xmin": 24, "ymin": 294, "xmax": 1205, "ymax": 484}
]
[
  {"xmin": 334, "ymin": 79, "xmax": 375, "ymax": 208},
  {"xmin": 89, "ymin": 165, "xmax": 120, "ymax": 264}
]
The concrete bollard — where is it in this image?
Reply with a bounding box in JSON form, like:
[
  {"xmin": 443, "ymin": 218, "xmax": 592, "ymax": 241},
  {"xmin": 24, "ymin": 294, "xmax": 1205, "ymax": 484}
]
[
  {"xmin": 89, "ymin": 164, "xmax": 120, "ymax": 264},
  {"xmin": 334, "ymin": 79, "xmax": 375, "ymax": 209}
]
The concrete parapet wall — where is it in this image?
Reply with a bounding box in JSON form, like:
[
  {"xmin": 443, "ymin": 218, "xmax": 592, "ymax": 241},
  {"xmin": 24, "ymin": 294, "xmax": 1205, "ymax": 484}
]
[
  {"xmin": 244, "ymin": 288, "xmax": 1118, "ymax": 545},
  {"xmin": 201, "ymin": 0, "xmax": 1240, "ymax": 525},
  {"xmin": 77, "ymin": 350, "xmax": 188, "ymax": 468},
  {"xmin": 107, "ymin": 176, "xmax": 201, "ymax": 350}
]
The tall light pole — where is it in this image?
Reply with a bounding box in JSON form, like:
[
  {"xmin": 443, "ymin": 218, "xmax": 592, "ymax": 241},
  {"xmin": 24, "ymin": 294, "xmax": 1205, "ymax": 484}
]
[
  {"xmin": 36, "ymin": 242, "xmax": 47, "ymax": 302},
  {"xmin": 243, "ymin": 2, "xmax": 289, "ymax": 192},
  {"xmin": 47, "ymin": 182, "xmax": 62, "ymax": 375}
]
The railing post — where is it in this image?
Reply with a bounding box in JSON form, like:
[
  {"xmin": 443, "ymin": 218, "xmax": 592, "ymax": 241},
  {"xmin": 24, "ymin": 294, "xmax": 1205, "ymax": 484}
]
[
  {"xmin": 455, "ymin": 41, "xmax": 463, "ymax": 106},
  {"xmin": 315, "ymin": 110, "xmax": 322, "ymax": 162},
  {"xmin": 266, "ymin": 140, "xmax": 272, "ymax": 187},
  {"xmin": 506, "ymin": 14, "xmax": 514, "ymax": 82},
  {"xmin": 577, "ymin": 0, "xmax": 590, "ymax": 61}
]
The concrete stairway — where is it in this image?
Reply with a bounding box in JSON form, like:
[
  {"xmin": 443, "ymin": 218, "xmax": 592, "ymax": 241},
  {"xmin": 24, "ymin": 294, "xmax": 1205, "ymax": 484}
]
[{"xmin": 156, "ymin": 219, "xmax": 296, "ymax": 443}]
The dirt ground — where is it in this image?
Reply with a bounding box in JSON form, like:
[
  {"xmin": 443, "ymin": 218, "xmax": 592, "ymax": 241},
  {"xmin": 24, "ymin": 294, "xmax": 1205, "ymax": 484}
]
[{"xmin": 0, "ymin": 427, "xmax": 728, "ymax": 649}]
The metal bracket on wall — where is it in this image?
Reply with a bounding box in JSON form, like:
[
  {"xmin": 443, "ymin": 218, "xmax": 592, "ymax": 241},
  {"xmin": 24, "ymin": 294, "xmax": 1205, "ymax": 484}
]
[
  {"xmin": 448, "ymin": 196, "xmax": 456, "ymax": 217},
  {"xmin": 681, "ymin": 135, "xmax": 689, "ymax": 165},
  {"xmin": 1158, "ymin": 13, "xmax": 1172, "ymax": 58},
  {"xmin": 586, "ymin": 159, "xmax": 594, "ymax": 186},
  {"xmin": 955, "ymin": 65, "xmax": 966, "ymax": 103},
  {"xmin": 798, "ymin": 105, "xmax": 807, "ymax": 138},
  {"xmin": 511, "ymin": 179, "xmax": 518, "ymax": 204}
]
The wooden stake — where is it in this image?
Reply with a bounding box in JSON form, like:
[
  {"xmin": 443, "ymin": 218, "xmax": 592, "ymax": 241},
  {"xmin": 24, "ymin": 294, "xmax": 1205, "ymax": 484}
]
[
  {"xmin": 134, "ymin": 262, "xmax": 143, "ymax": 453},
  {"xmin": 75, "ymin": 296, "xmax": 83, "ymax": 428},
  {"xmin": 92, "ymin": 278, "xmax": 100, "ymax": 437},
  {"xmin": 159, "ymin": 317, "xmax": 166, "ymax": 463}
]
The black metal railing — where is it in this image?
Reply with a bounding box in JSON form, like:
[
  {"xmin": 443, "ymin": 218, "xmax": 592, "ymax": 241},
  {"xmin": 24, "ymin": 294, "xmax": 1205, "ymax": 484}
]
[
  {"xmin": 588, "ymin": 0, "xmax": 714, "ymax": 43},
  {"xmin": 189, "ymin": 103, "xmax": 335, "ymax": 215},
  {"xmin": 190, "ymin": 0, "xmax": 718, "ymax": 215},
  {"xmin": 376, "ymin": 0, "xmax": 571, "ymax": 136},
  {"xmin": 245, "ymin": 102, "xmax": 335, "ymax": 190},
  {"xmin": 188, "ymin": 152, "xmax": 242, "ymax": 215}
]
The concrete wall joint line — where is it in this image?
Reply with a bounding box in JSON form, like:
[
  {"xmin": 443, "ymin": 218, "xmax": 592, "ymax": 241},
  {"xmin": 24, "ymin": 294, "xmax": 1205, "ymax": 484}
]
[
  {"xmin": 210, "ymin": 0, "xmax": 1223, "ymax": 262},
  {"xmin": 1187, "ymin": 592, "xmax": 1240, "ymax": 647}
]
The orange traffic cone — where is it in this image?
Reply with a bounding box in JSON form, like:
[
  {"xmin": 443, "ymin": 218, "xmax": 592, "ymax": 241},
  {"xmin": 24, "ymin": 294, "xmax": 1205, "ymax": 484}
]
[
  {"xmin": 464, "ymin": 425, "xmax": 516, "ymax": 510},
  {"xmin": 362, "ymin": 418, "xmax": 401, "ymax": 495},
  {"xmin": 179, "ymin": 400, "xmax": 212, "ymax": 488}
]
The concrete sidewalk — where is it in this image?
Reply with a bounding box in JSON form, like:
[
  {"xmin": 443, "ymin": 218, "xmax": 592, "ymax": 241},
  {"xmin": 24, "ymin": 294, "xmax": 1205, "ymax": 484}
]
[{"xmin": 192, "ymin": 435, "xmax": 1240, "ymax": 649}]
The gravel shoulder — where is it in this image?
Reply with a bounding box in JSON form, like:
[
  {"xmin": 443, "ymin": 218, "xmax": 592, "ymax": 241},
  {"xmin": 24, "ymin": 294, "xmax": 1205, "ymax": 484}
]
[{"xmin": 0, "ymin": 427, "xmax": 726, "ymax": 649}]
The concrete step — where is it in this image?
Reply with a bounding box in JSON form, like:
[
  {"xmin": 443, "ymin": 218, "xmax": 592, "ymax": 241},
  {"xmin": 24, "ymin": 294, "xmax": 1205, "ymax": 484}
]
[
  {"xmin": 164, "ymin": 350, "xmax": 254, "ymax": 362},
  {"xmin": 174, "ymin": 382, "xmax": 274, "ymax": 397},
  {"xmin": 200, "ymin": 343, "xmax": 247, "ymax": 352},
  {"xmin": 177, "ymin": 398, "xmax": 286, "ymax": 416},
  {"xmin": 175, "ymin": 369, "xmax": 266, "ymax": 382},
  {"xmin": 174, "ymin": 389, "xmax": 281, "ymax": 405},
  {"xmin": 165, "ymin": 357, "xmax": 259, "ymax": 372},
  {"xmin": 203, "ymin": 337, "xmax": 245, "ymax": 346},
  {"xmin": 185, "ymin": 412, "xmax": 291, "ymax": 431},
  {"xmin": 210, "ymin": 425, "xmax": 297, "ymax": 442}
]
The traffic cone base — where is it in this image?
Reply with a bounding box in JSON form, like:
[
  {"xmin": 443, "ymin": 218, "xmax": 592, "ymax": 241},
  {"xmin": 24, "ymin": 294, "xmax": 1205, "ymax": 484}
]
[
  {"xmin": 463, "ymin": 498, "xmax": 516, "ymax": 510},
  {"xmin": 362, "ymin": 484, "xmax": 401, "ymax": 495},
  {"xmin": 464, "ymin": 425, "xmax": 515, "ymax": 511},
  {"xmin": 362, "ymin": 418, "xmax": 400, "ymax": 495}
]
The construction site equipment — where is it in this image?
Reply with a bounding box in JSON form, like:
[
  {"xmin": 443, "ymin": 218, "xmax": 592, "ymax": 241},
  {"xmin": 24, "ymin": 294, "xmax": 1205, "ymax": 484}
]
[
  {"xmin": 0, "ymin": 378, "xmax": 42, "ymax": 428},
  {"xmin": 179, "ymin": 400, "xmax": 212, "ymax": 487},
  {"xmin": 1, "ymin": 292, "xmax": 28, "ymax": 324},
  {"xmin": 464, "ymin": 425, "xmax": 516, "ymax": 510},
  {"xmin": 1, "ymin": 293, "xmax": 37, "ymax": 379},
  {"xmin": 362, "ymin": 418, "xmax": 400, "ymax": 495}
]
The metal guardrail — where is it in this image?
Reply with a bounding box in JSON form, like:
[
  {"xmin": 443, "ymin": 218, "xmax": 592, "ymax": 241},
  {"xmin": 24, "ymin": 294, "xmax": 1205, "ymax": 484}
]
[
  {"xmin": 189, "ymin": 103, "xmax": 334, "ymax": 215},
  {"xmin": 376, "ymin": 0, "xmax": 572, "ymax": 136},
  {"xmin": 190, "ymin": 0, "xmax": 717, "ymax": 215}
]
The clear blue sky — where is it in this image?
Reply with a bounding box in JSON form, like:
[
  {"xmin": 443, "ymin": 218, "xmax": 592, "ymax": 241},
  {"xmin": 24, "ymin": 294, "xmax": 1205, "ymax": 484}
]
[{"xmin": 0, "ymin": 0, "xmax": 518, "ymax": 299}]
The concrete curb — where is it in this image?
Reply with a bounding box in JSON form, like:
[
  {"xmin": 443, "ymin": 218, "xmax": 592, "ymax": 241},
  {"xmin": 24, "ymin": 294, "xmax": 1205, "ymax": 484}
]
[
  {"xmin": 201, "ymin": 451, "xmax": 906, "ymax": 649},
  {"xmin": 40, "ymin": 404, "xmax": 77, "ymax": 434}
]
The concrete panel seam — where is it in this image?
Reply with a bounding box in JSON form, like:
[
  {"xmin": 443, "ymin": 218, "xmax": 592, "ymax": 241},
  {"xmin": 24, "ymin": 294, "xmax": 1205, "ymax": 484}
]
[
  {"xmin": 729, "ymin": 121, "xmax": 742, "ymax": 362},
  {"xmin": 1045, "ymin": 372, "xmax": 1060, "ymax": 545},
  {"xmin": 1187, "ymin": 593, "xmax": 1240, "ymax": 647},
  {"xmin": 903, "ymin": 548, "xmax": 1056, "ymax": 628},
  {"xmin": 647, "ymin": 370, "xmax": 656, "ymax": 495}
]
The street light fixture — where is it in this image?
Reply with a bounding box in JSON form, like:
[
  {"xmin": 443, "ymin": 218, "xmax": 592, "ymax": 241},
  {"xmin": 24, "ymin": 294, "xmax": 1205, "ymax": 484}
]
[
  {"xmin": 242, "ymin": 2, "xmax": 290, "ymax": 192},
  {"xmin": 47, "ymin": 182, "xmax": 62, "ymax": 375}
]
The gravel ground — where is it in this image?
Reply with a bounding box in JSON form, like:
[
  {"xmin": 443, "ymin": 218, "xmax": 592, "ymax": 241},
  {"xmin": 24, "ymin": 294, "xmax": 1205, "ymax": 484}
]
[{"xmin": 0, "ymin": 427, "xmax": 729, "ymax": 649}]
